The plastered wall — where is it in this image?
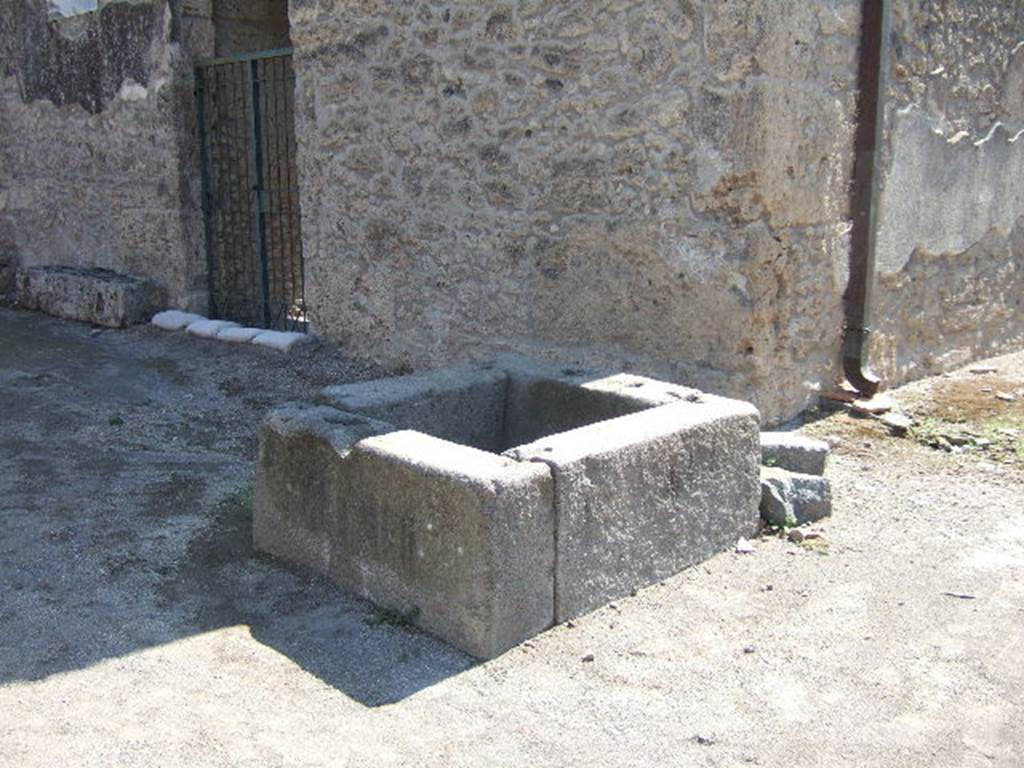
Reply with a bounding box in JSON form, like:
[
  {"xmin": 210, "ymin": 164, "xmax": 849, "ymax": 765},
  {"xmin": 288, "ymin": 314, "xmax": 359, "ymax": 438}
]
[
  {"xmin": 0, "ymin": 0, "xmax": 213, "ymax": 310},
  {"xmin": 871, "ymin": 1, "xmax": 1024, "ymax": 382}
]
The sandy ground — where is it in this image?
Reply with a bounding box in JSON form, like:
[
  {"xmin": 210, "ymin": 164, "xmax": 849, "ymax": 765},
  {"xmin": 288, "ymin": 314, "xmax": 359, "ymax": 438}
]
[{"xmin": 1, "ymin": 306, "xmax": 1022, "ymax": 767}]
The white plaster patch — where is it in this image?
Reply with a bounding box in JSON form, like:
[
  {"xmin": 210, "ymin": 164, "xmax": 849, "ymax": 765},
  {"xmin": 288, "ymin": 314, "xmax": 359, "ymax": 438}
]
[
  {"xmin": 974, "ymin": 121, "xmax": 1013, "ymax": 147},
  {"xmin": 666, "ymin": 237, "xmax": 729, "ymax": 284},
  {"xmin": 49, "ymin": 0, "xmax": 97, "ymax": 17},
  {"xmin": 876, "ymin": 107, "xmax": 1024, "ymax": 273},
  {"xmin": 118, "ymin": 80, "xmax": 148, "ymax": 102}
]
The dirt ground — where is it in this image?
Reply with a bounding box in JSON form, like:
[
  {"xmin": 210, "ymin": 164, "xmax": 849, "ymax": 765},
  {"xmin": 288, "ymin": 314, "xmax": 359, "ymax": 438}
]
[{"xmin": 1, "ymin": 306, "xmax": 1022, "ymax": 767}]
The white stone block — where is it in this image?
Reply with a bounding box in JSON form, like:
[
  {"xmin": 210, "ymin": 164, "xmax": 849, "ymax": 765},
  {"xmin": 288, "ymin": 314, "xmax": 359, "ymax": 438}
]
[
  {"xmin": 217, "ymin": 326, "xmax": 263, "ymax": 343},
  {"xmin": 186, "ymin": 319, "xmax": 239, "ymax": 338},
  {"xmin": 151, "ymin": 310, "xmax": 206, "ymax": 331},
  {"xmin": 251, "ymin": 330, "xmax": 313, "ymax": 352},
  {"xmin": 760, "ymin": 432, "xmax": 830, "ymax": 475}
]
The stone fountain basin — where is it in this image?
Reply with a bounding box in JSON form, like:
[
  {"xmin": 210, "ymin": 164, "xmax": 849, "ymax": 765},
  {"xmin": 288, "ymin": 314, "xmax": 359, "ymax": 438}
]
[{"xmin": 254, "ymin": 356, "xmax": 760, "ymax": 658}]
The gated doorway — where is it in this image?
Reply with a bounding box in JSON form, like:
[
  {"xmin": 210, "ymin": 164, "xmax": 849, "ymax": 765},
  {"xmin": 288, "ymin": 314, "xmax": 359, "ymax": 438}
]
[{"xmin": 195, "ymin": 49, "xmax": 305, "ymax": 331}]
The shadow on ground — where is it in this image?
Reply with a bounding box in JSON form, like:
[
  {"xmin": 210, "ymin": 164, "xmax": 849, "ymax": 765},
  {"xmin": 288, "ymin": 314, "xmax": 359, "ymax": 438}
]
[
  {"xmin": 0, "ymin": 307, "xmax": 472, "ymax": 706},
  {"xmin": 159, "ymin": 486, "xmax": 477, "ymax": 706}
]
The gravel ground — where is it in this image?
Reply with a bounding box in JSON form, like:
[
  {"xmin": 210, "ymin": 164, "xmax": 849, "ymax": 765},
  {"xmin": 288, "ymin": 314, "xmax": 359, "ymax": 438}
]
[{"xmin": 1, "ymin": 307, "xmax": 1022, "ymax": 767}]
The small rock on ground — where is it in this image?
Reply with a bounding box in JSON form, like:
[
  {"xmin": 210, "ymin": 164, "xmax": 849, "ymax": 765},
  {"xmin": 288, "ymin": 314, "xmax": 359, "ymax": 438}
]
[{"xmin": 760, "ymin": 466, "xmax": 832, "ymax": 527}]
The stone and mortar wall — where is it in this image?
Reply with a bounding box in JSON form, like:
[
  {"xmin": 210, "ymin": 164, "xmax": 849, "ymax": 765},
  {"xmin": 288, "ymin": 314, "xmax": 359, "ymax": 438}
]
[
  {"xmin": 871, "ymin": 1, "xmax": 1024, "ymax": 383},
  {"xmin": 0, "ymin": 0, "xmax": 213, "ymax": 310},
  {"xmin": 212, "ymin": 0, "xmax": 291, "ymax": 57},
  {"xmin": 290, "ymin": 1, "xmax": 862, "ymax": 423}
]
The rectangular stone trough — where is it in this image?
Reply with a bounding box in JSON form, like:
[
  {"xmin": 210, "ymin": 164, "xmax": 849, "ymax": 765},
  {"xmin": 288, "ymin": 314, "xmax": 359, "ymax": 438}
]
[
  {"xmin": 16, "ymin": 265, "xmax": 164, "ymax": 328},
  {"xmin": 254, "ymin": 357, "xmax": 761, "ymax": 658}
]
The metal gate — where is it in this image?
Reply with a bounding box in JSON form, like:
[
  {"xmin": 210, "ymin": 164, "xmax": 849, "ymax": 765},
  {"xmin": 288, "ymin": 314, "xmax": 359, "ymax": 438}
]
[{"xmin": 195, "ymin": 49, "xmax": 305, "ymax": 331}]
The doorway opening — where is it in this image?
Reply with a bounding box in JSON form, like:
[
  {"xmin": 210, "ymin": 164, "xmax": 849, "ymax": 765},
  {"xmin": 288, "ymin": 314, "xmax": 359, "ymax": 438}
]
[{"xmin": 195, "ymin": 1, "xmax": 305, "ymax": 331}]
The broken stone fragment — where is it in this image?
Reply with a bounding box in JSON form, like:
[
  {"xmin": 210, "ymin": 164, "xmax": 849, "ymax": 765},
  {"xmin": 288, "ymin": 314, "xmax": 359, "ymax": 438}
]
[
  {"xmin": 850, "ymin": 393, "xmax": 896, "ymax": 415},
  {"xmin": 939, "ymin": 432, "xmax": 971, "ymax": 447},
  {"xmin": 880, "ymin": 412, "xmax": 913, "ymax": 436},
  {"xmin": 735, "ymin": 538, "xmax": 757, "ymax": 554},
  {"xmin": 760, "ymin": 432, "xmax": 829, "ymax": 476},
  {"xmin": 821, "ymin": 383, "xmax": 860, "ymax": 404},
  {"xmin": 760, "ymin": 466, "xmax": 832, "ymax": 527}
]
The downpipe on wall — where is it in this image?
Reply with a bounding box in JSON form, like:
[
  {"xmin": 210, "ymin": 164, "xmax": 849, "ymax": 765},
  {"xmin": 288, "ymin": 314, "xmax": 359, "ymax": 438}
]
[{"xmin": 842, "ymin": 0, "xmax": 890, "ymax": 397}]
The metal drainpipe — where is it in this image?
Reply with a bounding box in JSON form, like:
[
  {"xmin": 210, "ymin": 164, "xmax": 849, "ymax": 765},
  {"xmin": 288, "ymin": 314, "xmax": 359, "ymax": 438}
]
[{"xmin": 842, "ymin": 0, "xmax": 891, "ymax": 397}]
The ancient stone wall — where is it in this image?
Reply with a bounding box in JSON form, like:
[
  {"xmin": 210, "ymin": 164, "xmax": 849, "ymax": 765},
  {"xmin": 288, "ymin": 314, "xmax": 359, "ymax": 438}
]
[
  {"xmin": 871, "ymin": 1, "xmax": 1024, "ymax": 382},
  {"xmin": 0, "ymin": 0, "xmax": 212, "ymax": 310},
  {"xmin": 290, "ymin": 1, "xmax": 862, "ymax": 423}
]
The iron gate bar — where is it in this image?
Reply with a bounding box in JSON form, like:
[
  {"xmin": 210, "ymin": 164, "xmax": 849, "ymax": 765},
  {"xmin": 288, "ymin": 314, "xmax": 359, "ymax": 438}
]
[
  {"xmin": 238, "ymin": 60, "xmax": 259, "ymax": 320},
  {"xmin": 278, "ymin": 56, "xmax": 302, "ymax": 321},
  {"xmin": 263, "ymin": 58, "xmax": 280, "ymax": 318},
  {"xmin": 194, "ymin": 64, "xmax": 217, "ymax": 320},
  {"xmin": 249, "ymin": 56, "xmax": 272, "ymax": 328},
  {"xmin": 272, "ymin": 57, "xmax": 287, "ymax": 310}
]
